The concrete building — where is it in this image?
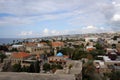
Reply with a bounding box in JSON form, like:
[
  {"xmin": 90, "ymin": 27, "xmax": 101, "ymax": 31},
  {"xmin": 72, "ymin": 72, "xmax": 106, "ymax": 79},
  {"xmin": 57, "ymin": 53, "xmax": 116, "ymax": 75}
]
[
  {"xmin": 10, "ymin": 44, "xmax": 25, "ymax": 51},
  {"xmin": 103, "ymin": 56, "xmax": 120, "ymax": 65},
  {"xmin": 48, "ymin": 52, "xmax": 68, "ymax": 65},
  {"xmin": 94, "ymin": 60, "xmax": 112, "ymax": 73},
  {"xmin": 85, "ymin": 37, "xmax": 98, "ymax": 42},
  {"xmin": 4, "ymin": 52, "xmax": 31, "ymax": 65},
  {"xmin": 55, "ymin": 60, "xmax": 82, "ymax": 80},
  {"xmin": 26, "ymin": 46, "xmax": 50, "ymax": 55},
  {"xmin": 51, "ymin": 41, "xmax": 64, "ymax": 48}
]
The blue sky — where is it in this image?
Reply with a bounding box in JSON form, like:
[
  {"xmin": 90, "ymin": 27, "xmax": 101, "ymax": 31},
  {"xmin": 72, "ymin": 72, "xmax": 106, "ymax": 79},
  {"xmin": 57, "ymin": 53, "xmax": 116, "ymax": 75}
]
[{"xmin": 0, "ymin": 0, "xmax": 120, "ymax": 38}]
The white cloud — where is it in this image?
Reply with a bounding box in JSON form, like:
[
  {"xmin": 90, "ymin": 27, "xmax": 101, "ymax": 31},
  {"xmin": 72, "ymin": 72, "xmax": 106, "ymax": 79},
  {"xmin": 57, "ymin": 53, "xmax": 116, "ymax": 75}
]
[
  {"xmin": 0, "ymin": 0, "xmax": 82, "ymax": 16},
  {"xmin": 18, "ymin": 25, "xmax": 115, "ymax": 38},
  {"xmin": 42, "ymin": 28, "xmax": 69, "ymax": 36},
  {"xmin": 19, "ymin": 31, "xmax": 33, "ymax": 36},
  {"xmin": 80, "ymin": 25, "xmax": 112, "ymax": 33},
  {"xmin": 112, "ymin": 1, "xmax": 120, "ymax": 7},
  {"xmin": 0, "ymin": 0, "xmax": 109, "ymax": 26},
  {"xmin": 43, "ymin": 28, "xmax": 49, "ymax": 35},
  {"xmin": 100, "ymin": 27, "xmax": 104, "ymax": 30},
  {"xmin": 41, "ymin": 25, "xmax": 113, "ymax": 37},
  {"xmin": 81, "ymin": 25, "xmax": 98, "ymax": 33},
  {"xmin": 0, "ymin": 0, "xmax": 120, "ymax": 38},
  {"xmin": 86, "ymin": 25, "xmax": 97, "ymax": 29},
  {"xmin": 112, "ymin": 1, "xmax": 116, "ymax": 5},
  {"xmin": 93, "ymin": 0, "xmax": 120, "ymax": 30},
  {"xmin": 111, "ymin": 14, "xmax": 120, "ymax": 21}
]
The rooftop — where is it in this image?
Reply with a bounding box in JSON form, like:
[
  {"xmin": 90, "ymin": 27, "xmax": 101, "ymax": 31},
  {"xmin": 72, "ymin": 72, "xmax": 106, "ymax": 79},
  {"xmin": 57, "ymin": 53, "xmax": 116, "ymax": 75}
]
[
  {"xmin": 11, "ymin": 52, "xmax": 31, "ymax": 59},
  {"xmin": 12, "ymin": 45, "xmax": 23, "ymax": 48},
  {"xmin": 103, "ymin": 56, "xmax": 120, "ymax": 62},
  {"xmin": 51, "ymin": 42, "xmax": 64, "ymax": 47}
]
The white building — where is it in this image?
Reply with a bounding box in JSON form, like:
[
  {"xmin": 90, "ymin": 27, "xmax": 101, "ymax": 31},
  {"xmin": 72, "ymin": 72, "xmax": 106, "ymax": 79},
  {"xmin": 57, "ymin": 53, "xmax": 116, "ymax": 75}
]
[
  {"xmin": 12, "ymin": 45, "xmax": 23, "ymax": 48},
  {"xmin": 103, "ymin": 56, "xmax": 120, "ymax": 65},
  {"xmin": 85, "ymin": 37, "xmax": 98, "ymax": 42}
]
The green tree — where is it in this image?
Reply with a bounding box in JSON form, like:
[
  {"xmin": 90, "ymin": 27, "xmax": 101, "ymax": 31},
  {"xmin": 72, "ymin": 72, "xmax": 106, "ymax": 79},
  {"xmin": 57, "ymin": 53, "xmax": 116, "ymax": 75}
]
[
  {"xmin": 82, "ymin": 60, "xmax": 95, "ymax": 80},
  {"xmin": 22, "ymin": 65, "xmax": 29, "ymax": 72},
  {"xmin": 51, "ymin": 64, "xmax": 56, "ymax": 70},
  {"xmin": 0, "ymin": 45, "xmax": 9, "ymax": 51},
  {"xmin": 109, "ymin": 71, "xmax": 120, "ymax": 80},
  {"xmin": 43, "ymin": 63, "xmax": 50, "ymax": 72},
  {"xmin": 94, "ymin": 43, "xmax": 103, "ymax": 50},
  {"xmin": 87, "ymin": 53, "xmax": 93, "ymax": 60},
  {"xmin": 72, "ymin": 50, "xmax": 87, "ymax": 60},
  {"xmin": 34, "ymin": 60, "xmax": 40, "ymax": 73},
  {"xmin": 50, "ymin": 64, "xmax": 63, "ymax": 70},
  {"xmin": 10, "ymin": 48, "xmax": 18, "ymax": 52},
  {"xmin": 72, "ymin": 49, "xmax": 81, "ymax": 60},
  {"xmin": 12, "ymin": 63, "xmax": 21, "ymax": 72},
  {"xmin": 60, "ymin": 47, "xmax": 74, "ymax": 58},
  {"xmin": 68, "ymin": 64, "xmax": 73, "ymax": 69},
  {"xmin": 29, "ymin": 63, "xmax": 35, "ymax": 72},
  {"xmin": 0, "ymin": 53, "xmax": 6, "ymax": 63},
  {"xmin": 56, "ymin": 64, "xmax": 63, "ymax": 69}
]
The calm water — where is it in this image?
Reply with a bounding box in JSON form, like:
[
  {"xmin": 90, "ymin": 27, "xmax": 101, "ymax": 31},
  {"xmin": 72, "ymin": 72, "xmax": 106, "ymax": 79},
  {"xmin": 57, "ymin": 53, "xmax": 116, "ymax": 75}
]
[{"xmin": 0, "ymin": 38, "xmax": 24, "ymax": 45}]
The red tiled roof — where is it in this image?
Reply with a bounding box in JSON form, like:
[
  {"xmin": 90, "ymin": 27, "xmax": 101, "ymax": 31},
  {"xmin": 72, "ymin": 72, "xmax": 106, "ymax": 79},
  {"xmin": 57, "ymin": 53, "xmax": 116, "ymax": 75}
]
[
  {"xmin": 24, "ymin": 42, "xmax": 37, "ymax": 47},
  {"xmin": 51, "ymin": 42, "xmax": 64, "ymax": 47},
  {"xmin": 87, "ymin": 48, "xmax": 94, "ymax": 51},
  {"xmin": 12, "ymin": 52, "xmax": 30, "ymax": 59}
]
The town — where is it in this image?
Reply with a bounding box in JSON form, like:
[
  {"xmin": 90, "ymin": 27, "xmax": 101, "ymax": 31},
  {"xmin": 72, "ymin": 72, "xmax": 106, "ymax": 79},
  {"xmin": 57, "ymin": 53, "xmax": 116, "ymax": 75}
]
[{"xmin": 0, "ymin": 32, "xmax": 120, "ymax": 80}]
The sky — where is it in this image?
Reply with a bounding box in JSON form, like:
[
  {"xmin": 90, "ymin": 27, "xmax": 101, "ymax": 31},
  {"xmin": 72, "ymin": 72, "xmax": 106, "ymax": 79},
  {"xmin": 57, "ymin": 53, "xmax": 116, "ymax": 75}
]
[{"xmin": 0, "ymin": 0, "xmax": 120, "ymax": 38}]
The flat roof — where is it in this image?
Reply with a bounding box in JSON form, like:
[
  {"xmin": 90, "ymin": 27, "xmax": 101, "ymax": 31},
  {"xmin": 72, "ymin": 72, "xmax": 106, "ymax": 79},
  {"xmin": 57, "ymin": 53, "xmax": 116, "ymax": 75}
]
[{"xmin": 103, "ymin": 56, "xmax": 120, "ymax": 62}]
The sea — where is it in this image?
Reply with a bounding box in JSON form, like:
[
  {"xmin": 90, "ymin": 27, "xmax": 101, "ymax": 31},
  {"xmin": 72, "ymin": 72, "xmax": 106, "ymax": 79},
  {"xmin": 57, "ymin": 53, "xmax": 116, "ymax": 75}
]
[{"xmin": 0, "ymin": 38, "xmax": 24, "ymax": 45}]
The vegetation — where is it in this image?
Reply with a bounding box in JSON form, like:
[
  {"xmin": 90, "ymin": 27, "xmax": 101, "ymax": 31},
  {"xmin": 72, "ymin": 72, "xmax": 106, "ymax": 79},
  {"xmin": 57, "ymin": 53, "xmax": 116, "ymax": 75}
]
[
  {"xmin": 82, "ymin": 60, "xmax": 95, "ymax": 80},
  {"xmin": 104, "ymin": 71, "xmax": 120, "ymax": 80},
  {"xmin": 0, "ymin": 52, "xmax": 6, "ymax": 63},
  {"xmin": 60, "ymin": 47, "xmax": 74, "ymax": 58},
  {"xmin": 109, "ymin": 71, "xmax": 120, "ymax": 80},
  {"xmin": 12, "ymin": 61, "xmax": 40, "ymax": 73},
  {"xmin": 50, "ymin": 64, "xmax": 63, "ymax": 69},
  {"xmin": 43, "ymin": 63, "xmax": 51, "ymax": 72},
  {"xmin": 59, "ymin": 41, "xmax": 105, "ymax": 60},
  {"xmin": 34, "ymin": 60, "xmax": 40, "ymax": 73},
  {"xmin": 29, "ymin": 61, "xmax": 40, "ymax": 73},
  {"xmin": 94, "ymin": 43, "xmax": 103, "ymax": 50},
  {"xmin": 68, "ymin": 64, "xmax": 73, "ymax": 69},
  {"xmin": 72, "ymin": 50, "xmax": 87, "ymax": 60},
  {"xmin": 43, "ymin": 63, "xmax": 63, "ymax": 72},
  {"xmin": 29, "ymin": 63, "xmax": 35, "ymax": 72},
  {"xmin": 0, "ymin": 45, "xmax": 9, "ymax": 51},
  {"xmin": 12, "ymin": 63, "xmax": 21, "ymax": 72},
  {"xmin": 10, "ymin": 48, "xmax": 18, "ymax": 52},
  {"xmin": 22, "ymin": 65, "xmax": 29, "ymax": 72}
]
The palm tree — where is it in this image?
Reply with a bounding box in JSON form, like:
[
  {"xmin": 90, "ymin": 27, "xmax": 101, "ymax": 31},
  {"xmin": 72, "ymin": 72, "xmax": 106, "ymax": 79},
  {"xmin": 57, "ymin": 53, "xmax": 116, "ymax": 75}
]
[{"xmin": 13, "ymin": 40, "xmax": 15, "ymax": 44}]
